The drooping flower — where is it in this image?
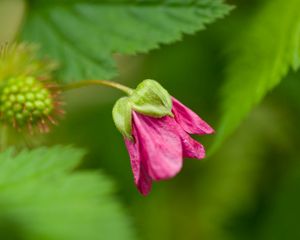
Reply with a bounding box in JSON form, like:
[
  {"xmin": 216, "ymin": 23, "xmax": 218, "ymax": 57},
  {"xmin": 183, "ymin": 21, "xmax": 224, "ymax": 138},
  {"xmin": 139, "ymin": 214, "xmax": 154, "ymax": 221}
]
[{"xmin": 113, "ymin": 79, "xmax": 214, "ymax": 195}]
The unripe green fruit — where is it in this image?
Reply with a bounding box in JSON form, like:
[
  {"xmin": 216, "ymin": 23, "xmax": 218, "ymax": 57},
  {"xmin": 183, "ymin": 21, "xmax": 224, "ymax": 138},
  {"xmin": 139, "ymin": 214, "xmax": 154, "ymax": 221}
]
[{"xmin": 0, "ymin": 76, "xmax": 55, "ymax": 127}]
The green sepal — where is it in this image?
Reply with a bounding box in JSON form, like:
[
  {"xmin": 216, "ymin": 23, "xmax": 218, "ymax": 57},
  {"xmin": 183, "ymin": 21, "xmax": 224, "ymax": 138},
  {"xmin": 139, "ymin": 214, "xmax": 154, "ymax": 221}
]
[
  {"xmin": 112, "ymin": 97, "xmax": 133, "ymax": 139},
  {"xmin": 129, "ymin": 79, "xmax": 173, "ymax": 118}
]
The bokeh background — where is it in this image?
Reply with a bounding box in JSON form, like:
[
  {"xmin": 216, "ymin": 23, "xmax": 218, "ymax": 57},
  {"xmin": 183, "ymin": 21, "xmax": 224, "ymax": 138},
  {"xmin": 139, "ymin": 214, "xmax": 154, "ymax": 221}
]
[{"xmin": 1, "ymin": 0, "xmax": 300, "ymax": 239}]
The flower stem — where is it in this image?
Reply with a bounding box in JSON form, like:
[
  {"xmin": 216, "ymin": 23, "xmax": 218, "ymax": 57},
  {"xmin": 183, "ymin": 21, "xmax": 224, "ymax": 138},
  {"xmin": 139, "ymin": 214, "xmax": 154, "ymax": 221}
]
[{"xmin": 61, "ymin": 80, "xmax": 133, "ymax": 95}]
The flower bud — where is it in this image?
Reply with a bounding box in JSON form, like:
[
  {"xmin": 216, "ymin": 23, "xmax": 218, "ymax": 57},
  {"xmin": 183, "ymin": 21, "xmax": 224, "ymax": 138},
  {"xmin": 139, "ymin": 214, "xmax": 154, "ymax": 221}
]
[
  {"xmin": 129, "ymin": 79, "xmax": 172, "ymax": 117},
  {"xmin": 112, "ymin": 79, "xmax": 174, "ymax": 139}
]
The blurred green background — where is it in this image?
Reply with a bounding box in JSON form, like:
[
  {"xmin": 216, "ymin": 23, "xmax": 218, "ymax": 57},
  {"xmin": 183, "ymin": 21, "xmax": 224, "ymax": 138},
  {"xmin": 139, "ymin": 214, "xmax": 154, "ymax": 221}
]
[{"xmin": 1, "ymin": 0, "xmax": 300, "ymax": 239}]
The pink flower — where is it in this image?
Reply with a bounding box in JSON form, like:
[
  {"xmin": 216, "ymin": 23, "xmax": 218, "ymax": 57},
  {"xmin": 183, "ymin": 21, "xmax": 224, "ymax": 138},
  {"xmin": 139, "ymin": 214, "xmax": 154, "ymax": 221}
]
[{"xmin": 125, "ymin": 97, "xmax": 214, "ymax": 196}]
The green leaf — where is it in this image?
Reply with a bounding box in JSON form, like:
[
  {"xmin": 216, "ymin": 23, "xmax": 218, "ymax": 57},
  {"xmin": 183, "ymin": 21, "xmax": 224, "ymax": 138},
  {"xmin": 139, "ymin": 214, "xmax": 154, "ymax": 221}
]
[
  {"xmin": 130, "ymin": 79, "xmax": 173, "ymax": 117},
  {"xmin": 212, "ymin": 0, "xmax": 300, "ymax": 152},
  {"xmin": 112, "ymin": 97, "xmax": 133, "ymax": 139},
  {"xmin": 21, "ymin": 0, "xmax": 232, "ymax": 82},
  {"xmin": 0, "ymin": 146, "xmax": 136, "ymax": 240}
]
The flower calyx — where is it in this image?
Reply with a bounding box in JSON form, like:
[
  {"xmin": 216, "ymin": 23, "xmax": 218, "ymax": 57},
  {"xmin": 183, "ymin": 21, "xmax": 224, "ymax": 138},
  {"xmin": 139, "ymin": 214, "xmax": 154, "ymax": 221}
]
[{"xmin": 112, "ymin": 79, "xmax": 173, "ymax": 139}]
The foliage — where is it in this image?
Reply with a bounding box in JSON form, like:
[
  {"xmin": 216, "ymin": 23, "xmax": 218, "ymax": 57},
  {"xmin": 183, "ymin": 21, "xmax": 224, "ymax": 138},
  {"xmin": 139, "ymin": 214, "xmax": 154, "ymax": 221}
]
[
  {"xmin": 21, "ymin": 0, "xmax": 232, "ymax": 82},
  {"xmin": 0, "ymin": 146, "xmax": 136, "ymax": 240},
  {"xmin": 0, "ymin": 0, "xmax": 299, "ymax": 240},
  {"xmin": 212, "ymin": 0, "xmax": 300, "ymax": 151}
]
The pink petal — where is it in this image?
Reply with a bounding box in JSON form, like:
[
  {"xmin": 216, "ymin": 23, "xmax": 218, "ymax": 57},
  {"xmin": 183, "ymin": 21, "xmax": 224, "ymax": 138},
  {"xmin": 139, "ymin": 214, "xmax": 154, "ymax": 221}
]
[
  {"xmin": 132, "ymin": 112, "xmax": 183, "ymax": 181},
  {"xmin": 124, "ymin": 128, "xmax": 152, "ymax": 196},
  {"xmin": 172, "ymin": 97, "xmax": 214, "ymax": 135},
  {"xmin": 176, "ymin": 125, "xmax": 206, "ymax": 159}
]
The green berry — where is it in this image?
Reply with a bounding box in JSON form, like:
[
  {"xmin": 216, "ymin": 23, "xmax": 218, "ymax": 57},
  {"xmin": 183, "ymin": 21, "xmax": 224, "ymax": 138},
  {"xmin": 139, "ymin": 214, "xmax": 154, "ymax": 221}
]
[
  {"xmin": 0, "ymin": 76, "xmax": 59, "ymax": 127},
  {"xmin": 35, "ymin": 93, "xmax": 45, "ymax": 100},
  {"xmin": 17, "ymin": 94, "xmax": 25, "ymax": 103},
  {"xmin": 1, "ymin": 95, "xmax": 7, "ymax": 102},
  {"xmin": 25, "ymin": 102, "xmax": 34, "ymax": 110},
  {"xmin": 9, "ymin": 95, "xmax": 16, "ymax": 102},
  {"xmin": 16, "ymin": 113, "xmax": 23, "ymax": 121},
  {"xmin": 34, "ymin": 100, "xmax": 45, "ymax": 110},
  {"xmin": 25, "ymin": 77, "xmax": 35, "ymax": 86},
  {"xmin": 7, "ymin": 110, "xmax": 13, "ymax": 117},
  {"xmin": 43, "ymin": 108, "xmax": 51, "ymax": 115},
  {"xmin": 44, "ymin": 98, "xmax": 52, "ymax": 106},
  {"xmin": 32, "ymin": 110, "xmax": 41, "ymax": 116},
  {"xmin": 4, "ymin": 101, "xmax": 12, "ymax": 109},
  {"xmin": 40, "ymin": 89, "xmax": 48, "ymax": 96},
  {"xmin": 26, "ymin": 92, "xmax": 35, "ymax": 101},
  {"xmin": 13, "ymin": 103, "xmax": 22, "ymax": 112},
  {"xmin": 31, "ymin": 86, "xmax": 39, "ymax": 92},
  {"xmin": 10, "ymin": 85, "xmax": 18, "ymax": 93},
  {"xmin": 3, "ymin": 88, "xmax": 9, "ymax": 95}
]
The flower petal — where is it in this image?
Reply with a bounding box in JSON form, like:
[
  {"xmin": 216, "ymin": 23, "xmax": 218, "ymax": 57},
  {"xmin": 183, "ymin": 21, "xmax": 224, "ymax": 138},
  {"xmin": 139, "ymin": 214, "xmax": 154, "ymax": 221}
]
[
  {"xmin": 172, "ymin": 97, "xmax": 214, "ymax": 135},
  {"xmin": 132, "ymin": 112, "xmax": 183, "ymax": 181},
  {"xmin": 176, "ymin": 126, "xmax": 205, "ymax": 159},
  {"xmin": 124, "ymin": 129, "xmax": 152, "ymax": 196}
]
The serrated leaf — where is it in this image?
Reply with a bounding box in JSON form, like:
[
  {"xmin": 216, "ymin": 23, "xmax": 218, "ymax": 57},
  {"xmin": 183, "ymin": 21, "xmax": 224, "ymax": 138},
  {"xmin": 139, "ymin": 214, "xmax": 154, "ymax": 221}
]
[
  {"xmin": 21, "ymin": 0, "xmax": 232, "ymax": 82},
  {"xmin": 112, "ymin": 97, "xmax": 133, "ymax": 139},
  {"xmin": 0, "ymin": 146, "xmax": 136, "ymax": 240},
  {"xmin": 212, "ymin": 0, "xmax": 300, "ymax": 152}
]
